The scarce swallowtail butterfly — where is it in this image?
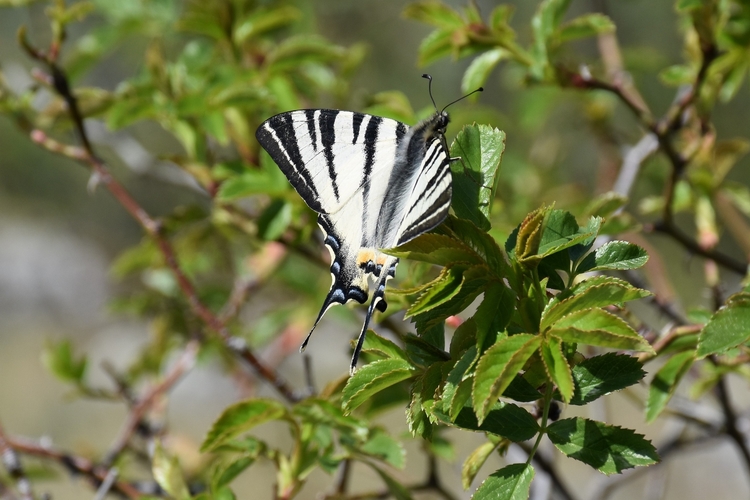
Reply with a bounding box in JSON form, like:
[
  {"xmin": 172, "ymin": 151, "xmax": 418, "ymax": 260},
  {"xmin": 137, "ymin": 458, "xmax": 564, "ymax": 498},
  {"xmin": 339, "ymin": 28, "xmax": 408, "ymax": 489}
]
[{"xmin": 255, "ymin": 75, "xmax": 482, "ymax": 373}]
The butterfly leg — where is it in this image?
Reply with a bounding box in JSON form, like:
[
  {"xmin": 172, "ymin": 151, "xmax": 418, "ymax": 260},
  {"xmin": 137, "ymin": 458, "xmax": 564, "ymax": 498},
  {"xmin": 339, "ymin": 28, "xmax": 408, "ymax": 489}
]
[{"xmin": 350, "ymin": 257, "xmax": 399, "ymax": 374}]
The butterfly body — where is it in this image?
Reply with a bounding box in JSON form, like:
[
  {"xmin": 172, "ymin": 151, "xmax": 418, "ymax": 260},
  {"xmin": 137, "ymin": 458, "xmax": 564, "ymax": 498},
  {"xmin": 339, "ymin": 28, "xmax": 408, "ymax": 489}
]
[{"xmin": 256, "ymin": 108, "xmax": 452, "ymax": 372}]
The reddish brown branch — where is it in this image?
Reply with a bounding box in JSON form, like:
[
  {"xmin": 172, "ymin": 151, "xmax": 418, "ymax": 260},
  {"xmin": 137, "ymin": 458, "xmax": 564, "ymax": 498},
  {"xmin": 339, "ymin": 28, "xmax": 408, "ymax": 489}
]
[
  {"xmin": 0, "ymin": 420, "xmax": 33, "ymax": 500},
  {"xmin": 103, "ymin": 340, "xmax": 200, "ymax": 466},
  {"xmin": 4, "ymin": 434, "xmax": 142, "ymax": 499},
  {"xmin": 20, "ymin": 37, "xmax": 300, "ymax": 403},
  {"xmin": 649, "ymin": 221, "xmax": 747, "ymax": 275}
]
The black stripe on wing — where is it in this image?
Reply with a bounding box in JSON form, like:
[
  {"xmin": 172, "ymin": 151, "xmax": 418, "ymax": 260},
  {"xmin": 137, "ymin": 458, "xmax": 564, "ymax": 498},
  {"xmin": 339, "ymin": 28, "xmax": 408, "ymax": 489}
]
[
  {"xmin": 395, "ymin": 140, "xmax": 453, "ymax": 245},
  {"xmin": 256, "ymin": 112, "xmax": 324, "ymax": 213},
  {"xmin": 319, "ymin": 110, "xmax": 341, "ymax": 203}
]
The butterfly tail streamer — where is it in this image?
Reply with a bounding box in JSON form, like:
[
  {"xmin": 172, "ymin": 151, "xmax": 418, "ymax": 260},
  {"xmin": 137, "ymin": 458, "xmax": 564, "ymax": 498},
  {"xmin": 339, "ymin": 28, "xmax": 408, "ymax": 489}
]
[
  {"xmin": 349, "ymin": 257, "xmax": 398, "ymax": 374},
  {"xmin": 300, "ymin": 286, "xmax": 344, "ymax": 352}
]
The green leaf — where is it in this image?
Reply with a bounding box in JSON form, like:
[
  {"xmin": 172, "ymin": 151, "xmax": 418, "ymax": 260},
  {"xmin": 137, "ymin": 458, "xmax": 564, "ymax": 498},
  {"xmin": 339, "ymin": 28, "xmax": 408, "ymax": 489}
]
[
  {"xmin": 472, "ymin": 463, "xmax": 535, "ymax": 500},
  {"xmin": 569, "ymin": 353, "xmax": 645, "ymax": 405},
  {"xmin": 548, "ymin": 308, "xmax": 654, "ymax": 353},
  {"xmin": 41, "ymin": 339, "xmax": 87, "ymax": 384},
  {"xmin": 404, "ymin": 333, "xmax": 451, "ymax": 366},
  {"xmin": 530, "ymin": 0, "xmax": 572, "ymax": 80},
  {"xmin": 216, "ymin": 165, "xmax": 287, "ymax": 201},
  {"xmin": 450, "ymin": 124, "xmax": 506, "ymax": 231},
  {"xmin": 436, "ymin": 215, "xmax": 511, "ymax": 276},
  {"xmin": 406, "ymin": 264, "xmax": 468, "ymax": 317},
  {"xmin": 541, "ymin": 276, "xmax": 651, "ymax": 331},
  {"xmin": 342, "ymin": 359, "xmax": 414, "ymax": 413},
  {"xmin": 292, "ymin": 399, "xmax": 368, "ymax": 439},
  {"xmin": 201, "ymin": 399, "xmax": 288, "ymax": 452},
  {"xmin": 462, "ymin": 441, "xmax": 499, "ymax": 490},
  {"xmin": 474, "ymin": 281, "xmax": 515, "ymax": 350},
  {"xmin": 233, "ymin": 6, "xmax": 301, "ymax": 44},
  {"xmin": 659, "ymin": 64, "xmax": 695, "ymax": 87},
  {"xmin": 152, "ymin": 441, "xmax": 191, "ymax": 500},
  {"xmin": 473, "ymin": 334, "xmax": 542, "ymax": 424},
  {"xmin": 211, "ymin": 440, "xmax": 263, "ymax": 491},
  {"xmin": 541, "ymin": 335, "xmax": 574, "ymax": 402},
  {"xmin": 368, "ymin": 463, "xmax": 414, "ymax": 500},
  {"xmin": 547, "ymin": 417, "xmax": 659, "ymax": 474},
  {"xmin": 445, "ymin": 404, "xmax": 539, "ymax": 442},
  {"xmin": 462, "ymin": 48, "xmax": 508, "ymax": 94},
  {"xmin": 442, "ymin": 345, "xmax": 478, "ymax": 417},
  {"xmin": 257, "ymin": 199, "xmax": 292, "ymax": 240},
  {"xmin": 576, "ymin": 241, "xmax": 648, "ymax": 273},
  {"xmin": 407, "ymin": 377, "xmax": 434, "ymax": 439},
  {"xmin": 696, "ymin": 297, "xmax": 750, "ymax": 357},
  {"xmin": 538, "ymin": 212, "xmax": 599, "ymax": 259},
  {"xmin": 556, "ymin": 13, "xmax": 615, "ymax": 43},
  {"xmin": 403, "ymin": 1, "xmax": 465, "ymax": 29},
  {"xmin": 385, "ymin": 233, "xmax": 485, "ymax": 267},
  {"xmin": 408, "ymin": 265, "xmax": 491, "ymax": 327},
  {"xmin": 502, "ymin": 376, "xmax": 542, "ymax": 402},
  {"xmin": 584, "ymin": 192, "xmax": 628, "ymax": 219},
  {"xmin": 511, "ymin": 206, "xmax": 549, "ymax": 263},
  {"xmin": 646, "ymin": 350, "xmax": 695, "ymax": 422},
  {"xmin": 416, "ymin": 28, "xmax": 454, "ymax": 67},
  {"xmin": 360, "ymin": 429, "xmax": 406, "ymax": 469},
  {"xmin": 361, "ymin": 332, "xmax": 407, "ymax": 361}
]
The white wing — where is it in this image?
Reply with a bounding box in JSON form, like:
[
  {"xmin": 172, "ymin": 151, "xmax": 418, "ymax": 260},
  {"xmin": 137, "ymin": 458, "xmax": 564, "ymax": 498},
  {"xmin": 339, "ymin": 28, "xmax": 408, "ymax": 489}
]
[{"xmin": 255, "ymin": 110, "xmax": 406, "ymax": 215}]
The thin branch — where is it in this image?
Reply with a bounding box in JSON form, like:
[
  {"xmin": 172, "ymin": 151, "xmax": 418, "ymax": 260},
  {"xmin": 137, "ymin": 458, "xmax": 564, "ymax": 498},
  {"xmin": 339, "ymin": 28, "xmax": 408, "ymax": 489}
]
[
  {"xmin": 712, "ymin": 363, "xmax": 750, "ymax": 477},
  {"xmin": 6, "ymin": 436, "xmax": 141, "ymax": 499},
  {"xmin": 18, "ymin": 36, "xmax": 300, "ymax": 403},
  {"xmin": 102, "ymin": 339, "xmax": 200, "ymax": 466},
  {"xmin": 0, "ymin": 420, "xmax": 33, "ymax": 500},
  {"xmin": 517, "ymin": 442, "xmax": 577, "ymax": 500},
  {"xmin": 649, "ymin": 221, "xmax": 747, "ymax": 275}
]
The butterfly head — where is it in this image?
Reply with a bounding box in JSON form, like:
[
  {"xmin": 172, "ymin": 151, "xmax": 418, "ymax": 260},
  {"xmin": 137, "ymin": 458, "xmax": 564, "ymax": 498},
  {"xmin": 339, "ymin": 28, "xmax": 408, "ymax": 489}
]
[
  {"xmin": 421, "ymin": 73, "xmax": 481, "ymax": 137},
  {"xmin": 427, "ymin": 111, "xmax": 451, "ymax": 142}
]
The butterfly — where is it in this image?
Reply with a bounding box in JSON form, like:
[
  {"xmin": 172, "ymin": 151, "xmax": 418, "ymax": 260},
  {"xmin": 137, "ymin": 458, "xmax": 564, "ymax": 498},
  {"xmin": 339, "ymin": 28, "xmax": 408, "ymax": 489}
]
[{"xmin": 255, "ymin": 75, "xmax": 481, "ymax": 373}]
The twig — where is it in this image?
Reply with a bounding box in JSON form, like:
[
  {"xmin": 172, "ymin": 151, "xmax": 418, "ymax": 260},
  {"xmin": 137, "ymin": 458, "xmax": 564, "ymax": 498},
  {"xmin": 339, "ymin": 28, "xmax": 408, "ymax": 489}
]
[
  {"xmin": 102, "ymin": 340, "xmax": 200, "ymax": 466},
  {"xmin": 649, "ymin": 221, "xmax": 747, "ymax": 275},
  {"xmin": 517, "ymin": 442, "xmax": 576, "ymax": 500},
  {"xmin": 93, "ymin": 467, "xmax": 119, "ymax": 500},
  {"xmin": 18, "ymin": 34, "xmax": 300, "ymax": 403},
  {"xmin": 6, "ymin": 436, "xmax": 141, "ymax": 499},
  {"xmin": 592, "ymin": 430, "xmax": 721, "ymax": 500},
  {"xmin": 712, "ymin": 362, "xmax": 750, "ymax": 477},
  {"xmin": 345, "ymin": 455, "xmax": 457, "ymax": 500},
  {"xmin": 612, "ymin": 134, "xmax": 659, "ymax": 200},
  {"xmin": 0, "ymin": 420, "xmax": 33, "ymax": 500}
]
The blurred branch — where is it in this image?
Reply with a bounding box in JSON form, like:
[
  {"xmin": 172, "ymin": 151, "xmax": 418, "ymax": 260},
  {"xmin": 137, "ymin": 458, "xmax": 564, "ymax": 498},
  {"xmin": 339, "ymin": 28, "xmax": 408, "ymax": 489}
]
[
  {"xmin": 648, "ymin": 220, "xmax": 747, "ymax": 275},
  {"xmin": 18, "ymin": 33, "xmax": 301, "ymax": 404},
  {"xmin": 6, "ymin": 435, "xmax": 142, "ymax": 499},
  {"xmin": 0, "ymin": 420, "xmax": 33, "ymax": 500},
  {"xmin": 568, "ymin": 12, "xmax": 748, "ymax": 277},
  {"xmin": 344, "ymin": 455, "xmax": 457, "ymax": 500},
  {"xmin": 517, "ymin": 442, "xmax": 577, "ymax": 500},
  {"xmin": 102, "ymin": 339, "xmax": 200, "ymax": 467},
  {"xmin": 712, "ymin": 358, "xmax": 750, "ymax": 477},
  {"xmin": 592, "ymin": 429, "xmax": 721, "ymax": 500},
  {"xmin": 592, "ymin": 0, "xmax": 650, "ymax": 116}
]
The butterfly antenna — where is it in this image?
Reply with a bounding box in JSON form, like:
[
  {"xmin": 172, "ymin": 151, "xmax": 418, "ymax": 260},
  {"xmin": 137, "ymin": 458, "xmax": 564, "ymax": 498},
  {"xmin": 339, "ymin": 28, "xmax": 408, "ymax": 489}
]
[
  {"xmin": 422, "ymin": 73, "xmax": 438, "ymax": 111},
  {"xmin": 441, "ymin": 86, "xmax": 484, "ymax": 112}
]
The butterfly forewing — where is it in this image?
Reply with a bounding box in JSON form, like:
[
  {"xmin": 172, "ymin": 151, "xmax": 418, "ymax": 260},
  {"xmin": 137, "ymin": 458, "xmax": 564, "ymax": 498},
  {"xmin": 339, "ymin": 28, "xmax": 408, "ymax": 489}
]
[{"xmin": 256, "ymin": 110, "xmax": 406, "ymax": 215}]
